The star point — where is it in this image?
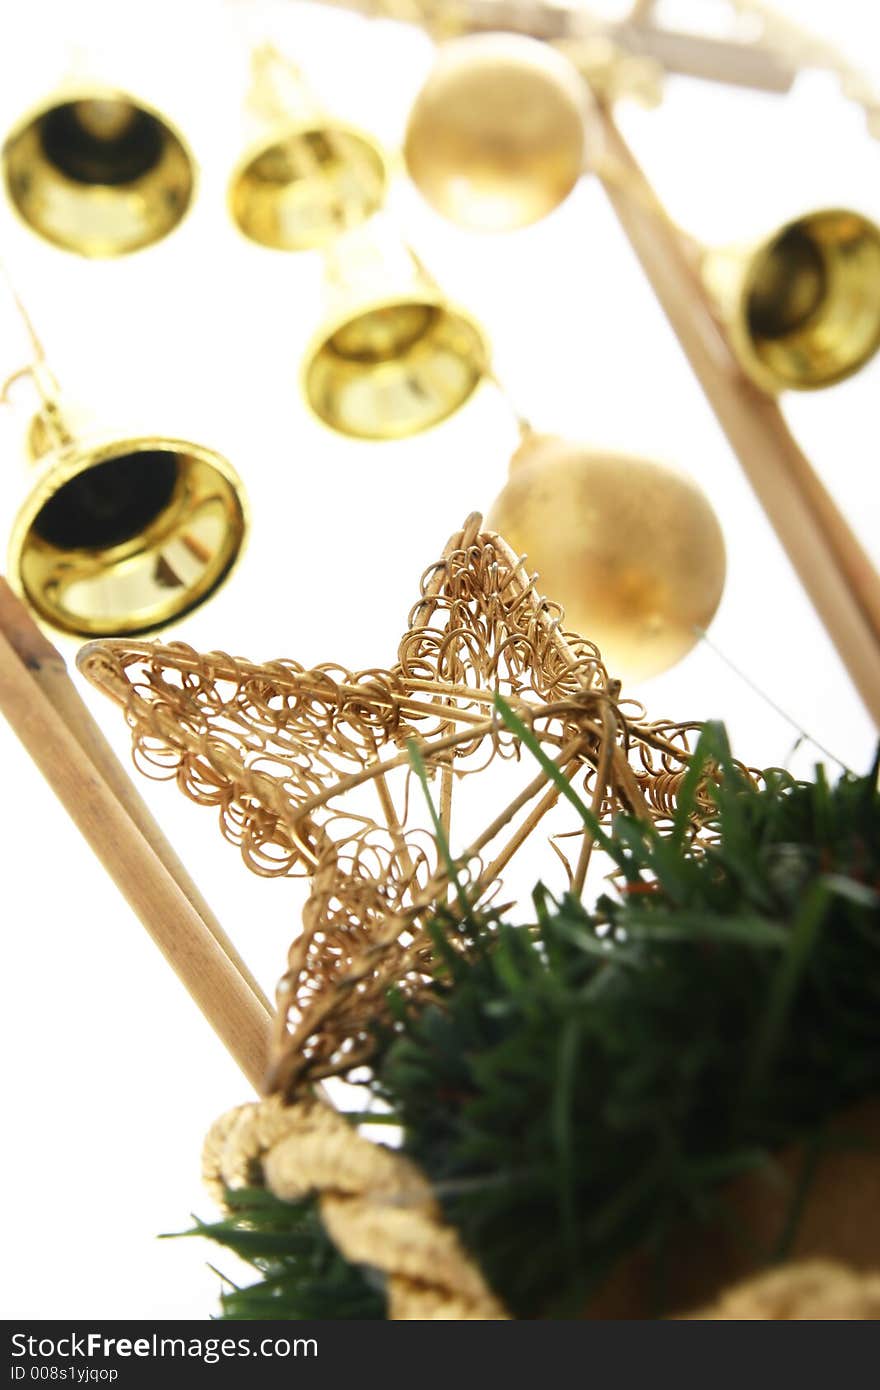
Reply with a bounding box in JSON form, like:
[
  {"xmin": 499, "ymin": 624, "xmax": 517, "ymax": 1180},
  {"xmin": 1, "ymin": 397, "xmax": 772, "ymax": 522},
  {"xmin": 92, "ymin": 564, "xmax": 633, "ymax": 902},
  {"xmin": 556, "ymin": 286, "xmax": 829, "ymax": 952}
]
[{"xmin": 79, "ymin": 516, "xmax": 708, "ymax": 1095}]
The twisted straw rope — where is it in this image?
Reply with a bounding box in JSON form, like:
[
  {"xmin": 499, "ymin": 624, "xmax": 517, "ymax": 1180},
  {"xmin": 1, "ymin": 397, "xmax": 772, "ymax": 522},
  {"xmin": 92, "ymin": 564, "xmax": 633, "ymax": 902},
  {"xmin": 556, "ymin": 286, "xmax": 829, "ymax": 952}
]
[
  {"xmin": 205, "ymin": 1098, "xmax": 880, "ymax": 1319},
  {"xmin": 204, "ymin": 1095, "xmax": 510, "ymax": 1320},
  {"xmin": 689, "ymin": 1260, "xmax": 880, "ymax": 1321}
]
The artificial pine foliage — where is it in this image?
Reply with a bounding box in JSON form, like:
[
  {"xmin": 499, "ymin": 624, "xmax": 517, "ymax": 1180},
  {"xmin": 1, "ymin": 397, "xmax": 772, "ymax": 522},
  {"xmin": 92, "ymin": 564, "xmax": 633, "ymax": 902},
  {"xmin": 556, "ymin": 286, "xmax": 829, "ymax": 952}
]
[
  {"xmin": 179, "ymin": 1188, "xmax": 384, "ymax": 1320},
  {"xmin": 195, "ymin": 726, "xmax": 880, "ymax": 1319}
]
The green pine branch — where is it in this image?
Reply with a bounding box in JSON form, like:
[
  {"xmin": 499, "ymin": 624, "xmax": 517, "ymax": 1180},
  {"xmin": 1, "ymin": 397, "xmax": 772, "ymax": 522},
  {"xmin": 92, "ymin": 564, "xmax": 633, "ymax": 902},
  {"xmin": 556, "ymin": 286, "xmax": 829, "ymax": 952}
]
[
  {"xmin": 171, "ymin": 1188, "xmax": 385, "ymax": 1320},
  {"xmin": 369, "ymin": 740, "xmax": 880, "ymax": 1316},
  {"xmin": 184, "ymin": 734, "xmax": 880, "ymax": 1320}
]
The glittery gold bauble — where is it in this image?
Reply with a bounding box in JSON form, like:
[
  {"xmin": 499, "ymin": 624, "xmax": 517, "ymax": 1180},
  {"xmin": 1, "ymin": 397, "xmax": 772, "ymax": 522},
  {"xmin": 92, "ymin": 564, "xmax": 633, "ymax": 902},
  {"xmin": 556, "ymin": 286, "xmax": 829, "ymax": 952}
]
[
  {"xmin": 487, "ymin": 434, "xmax": 726, "ymax": 680},
  {"xmin": 404, "ymin": 34, "xmax": 587, "ymax": 231}
]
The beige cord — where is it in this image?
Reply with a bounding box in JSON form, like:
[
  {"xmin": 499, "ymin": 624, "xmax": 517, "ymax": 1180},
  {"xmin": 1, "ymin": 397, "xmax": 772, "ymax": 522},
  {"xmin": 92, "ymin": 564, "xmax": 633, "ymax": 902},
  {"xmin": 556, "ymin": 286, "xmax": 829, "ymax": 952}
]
[
  {"xmin": 205, "ymin": 1096, "xmax": 880, "ymax": 1320},
  {"xmin": 204, "ymin": 1095, "xmax": 510, "ymax": 1320},
  {"xmin": 687, "ymin": 1260, "xmax": 880, "ymax": 1320}
]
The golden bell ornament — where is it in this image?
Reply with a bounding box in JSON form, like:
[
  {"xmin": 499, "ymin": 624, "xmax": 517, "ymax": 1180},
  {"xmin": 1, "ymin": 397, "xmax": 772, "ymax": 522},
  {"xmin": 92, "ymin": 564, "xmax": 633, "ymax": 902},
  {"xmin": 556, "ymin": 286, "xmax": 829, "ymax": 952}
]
[
  {"xmin": 487, "ymin": 433, "xmax": 726, "ymax": 681},
  {"xmin": 302, "ymin": 225, "xmax": 489, "ymax": 440},
  {"xmin": 2, "ymin": 88, "xmax": 195, "ymax": 257},
  {"xmin": 404, "ymin": 33, "xmax": 588, "ymax": 231},
  {"xmin": 4, "ymin": 365, "xmax": 247, "ymax": 637},
  {"xmin": 703, "ymin": 209, "xmax": 880, "ymax": 393},
  {"xmin": 229, "ymin": 45, "xmax": 388, "ymax": 251}
]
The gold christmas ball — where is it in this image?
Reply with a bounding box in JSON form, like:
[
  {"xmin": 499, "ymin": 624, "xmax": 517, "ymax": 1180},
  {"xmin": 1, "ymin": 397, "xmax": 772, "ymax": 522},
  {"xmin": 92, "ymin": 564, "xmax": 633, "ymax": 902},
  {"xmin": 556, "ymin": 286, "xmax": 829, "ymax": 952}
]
[
  {"xmin": 404, "ymin": 34, "xmax": 587, "ymax": 231},
  {"xmin": 487, "ymin": 434, "xmax": 726, "ymax": 680}
]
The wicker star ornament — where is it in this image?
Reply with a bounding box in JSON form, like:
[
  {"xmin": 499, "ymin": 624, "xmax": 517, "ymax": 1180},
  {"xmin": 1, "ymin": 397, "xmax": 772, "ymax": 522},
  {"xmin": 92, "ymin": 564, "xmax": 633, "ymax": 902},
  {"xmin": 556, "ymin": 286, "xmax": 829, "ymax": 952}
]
[{"xmin": 79, "ymin": 514, "xmax": 713, "ymax": 1098}]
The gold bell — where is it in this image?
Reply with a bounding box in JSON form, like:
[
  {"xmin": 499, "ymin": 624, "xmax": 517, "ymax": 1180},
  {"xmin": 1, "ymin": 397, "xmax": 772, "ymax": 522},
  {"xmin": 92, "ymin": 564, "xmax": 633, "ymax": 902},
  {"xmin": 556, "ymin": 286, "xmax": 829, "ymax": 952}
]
[
  {"xmin": 2, "ymin": 88, "xmax": 195, "ymax": 257},
  {"xmin": 702, "ymin": 209, "xmax": 880, "ymax": 392},
  {"xmin": 229, "ymin": 45, "xmax": 388, "ymax": 251},
  {"xmin": 302, "ymin": 225, "xmax": 490, "ymax": 440},
  {"xmin": 487, "ymin": 432, "xmax": 726, "ymax": 682},
  {"xmin": 5, "ymin": 365, "xmax": 247, "ymax": 638},
  {"xmin": 404, "ymin": 33, "xmax": 588, "ymax": 231}
]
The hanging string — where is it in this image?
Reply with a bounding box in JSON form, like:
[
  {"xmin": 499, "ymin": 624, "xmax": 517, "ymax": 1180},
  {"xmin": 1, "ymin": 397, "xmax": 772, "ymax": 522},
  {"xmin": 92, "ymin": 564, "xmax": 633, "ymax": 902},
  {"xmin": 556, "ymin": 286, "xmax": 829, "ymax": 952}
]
[
  {"xmin": 482, "ymin": 364, "xmax": 534, "ymax": 440},
  {"xmin": 695, "ymin": 626, "xmax": 853, "ymax": 774},
  {"xmin": 0, "ymin": 261, "xmax": 70, "ymax": 450}
]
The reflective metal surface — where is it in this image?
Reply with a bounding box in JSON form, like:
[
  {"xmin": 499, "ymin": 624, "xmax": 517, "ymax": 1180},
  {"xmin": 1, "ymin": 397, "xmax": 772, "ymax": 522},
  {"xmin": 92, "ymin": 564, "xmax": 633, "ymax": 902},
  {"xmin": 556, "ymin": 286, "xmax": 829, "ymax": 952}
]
[
  {"xmin": 2, "ymin": 90, "xmax": 196, "ymax": 256},
  {"xmin": 302, "ymin": 229, "xmax": 490, "ymax": 439},
  {"xmin": 705, "ymin": 209, "xmax": 880, "ymax": 392},
  {"xmin": 229, "ymin": 123, "xmax": 388, "ymax": 251},
  {"xmin": 304, "ymin": 294, "xmax": 488, "ymax": 439},
  {"xmin": 10, "ymin": 433, "xmax": 247, "ymax": 636}
]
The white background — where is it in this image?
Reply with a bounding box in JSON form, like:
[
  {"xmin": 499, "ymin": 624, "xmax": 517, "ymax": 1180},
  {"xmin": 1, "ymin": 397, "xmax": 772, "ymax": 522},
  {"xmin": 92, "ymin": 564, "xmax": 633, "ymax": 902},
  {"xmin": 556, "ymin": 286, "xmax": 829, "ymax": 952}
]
[{"xmin": 1, "ymin": 0, "xmax": 878, "ymax": 1319}]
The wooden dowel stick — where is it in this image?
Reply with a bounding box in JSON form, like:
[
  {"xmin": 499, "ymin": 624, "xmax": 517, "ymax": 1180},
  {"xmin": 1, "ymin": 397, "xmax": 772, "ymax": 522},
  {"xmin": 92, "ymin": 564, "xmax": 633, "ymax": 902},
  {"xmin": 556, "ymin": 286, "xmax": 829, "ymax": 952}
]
[
  {"xmin": 0, "ymin": 582, "xmax": 272, "ymax": 1012},
  {"xmin": 305, "ymin": 0, "xmax": 798, "ymax": 92},
  {"xmin": 617, "ymin": 23, "xmax": 795, "ymax": 94},
  {"xmin": 0, "ymin": 626, "xmax": 272, "ymax": 1089},
  {"xmin": 595, "ymin": 106, "xmax": 880, "ymax": 726}
]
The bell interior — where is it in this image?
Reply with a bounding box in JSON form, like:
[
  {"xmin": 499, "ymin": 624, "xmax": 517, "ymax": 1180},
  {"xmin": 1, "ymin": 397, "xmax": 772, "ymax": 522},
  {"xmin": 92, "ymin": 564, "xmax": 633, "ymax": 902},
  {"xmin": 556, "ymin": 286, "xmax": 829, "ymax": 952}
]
[
  {"xmin": 744, "ymin": 212, "xmax": 880, "ymax": 388},
  {"xmin": 2, "ymin": 95, "xmax": 195, "ymax": 256},
  {"xmin": 303, "ymin": 299, "xmax": 487, "ymax": 439},
  {"xmin": 15, "ymin": 443, "xmax": 246, "ymax": 636},
  {"xmin": 229, "ymin": 125, "xmax": 387, "ymax": 250}
]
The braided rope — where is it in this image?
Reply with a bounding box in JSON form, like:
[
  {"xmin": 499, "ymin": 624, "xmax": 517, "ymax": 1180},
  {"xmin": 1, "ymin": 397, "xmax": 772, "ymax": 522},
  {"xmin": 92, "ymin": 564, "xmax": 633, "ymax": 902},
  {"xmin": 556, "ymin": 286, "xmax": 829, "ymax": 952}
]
[
  {"xmin": 204, "ymin": 1095, "xmax": 510, "ymax": 1320},
  {"xmin": 688, "ymin": 1260, "xmax": 880, "ymax": 1320},
  {"xmin": 205, "ymin": 1097, "xmax": 880, "ymax": 1321}
]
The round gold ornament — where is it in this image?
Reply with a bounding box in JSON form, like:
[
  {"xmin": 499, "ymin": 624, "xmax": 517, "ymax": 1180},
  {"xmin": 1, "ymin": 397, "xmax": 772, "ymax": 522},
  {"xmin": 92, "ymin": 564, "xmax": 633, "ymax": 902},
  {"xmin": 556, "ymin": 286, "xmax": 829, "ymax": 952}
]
[
  {"xmin": 404, "ymin": 34, "xmax": 587, "ymax": 231},
  {"xmin": 487, "ymin": 434, "xmax": 726, "ymax": 681}
]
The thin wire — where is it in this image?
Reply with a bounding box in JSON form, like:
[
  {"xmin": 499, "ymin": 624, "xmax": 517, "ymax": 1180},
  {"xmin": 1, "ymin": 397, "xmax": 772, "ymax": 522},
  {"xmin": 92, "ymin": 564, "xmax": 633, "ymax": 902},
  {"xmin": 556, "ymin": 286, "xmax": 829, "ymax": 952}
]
[
  {"xmin": 0, "ymin": 259, "xmax": 47, "ymax": 365},
  {"xmin": 695, "ymin": 626, "xmax": 853, "ymax": 774},
  {"xmin": 484, "ymin": 365, "xmax": 534, "ymax": 438},
  {"xmin": 81, "ymin": 522, "xmax": 727, "ymax": 1096},
  {"xmin": 0, "ymin": 260, "xmax": 63, "ymax": 415}
]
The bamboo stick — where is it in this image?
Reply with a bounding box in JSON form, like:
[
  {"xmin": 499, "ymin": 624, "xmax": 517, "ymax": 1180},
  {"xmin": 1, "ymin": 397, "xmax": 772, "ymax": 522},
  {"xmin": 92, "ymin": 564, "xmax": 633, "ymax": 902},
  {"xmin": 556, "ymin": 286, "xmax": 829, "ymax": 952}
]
[
  {"xmin": 305, "ymin": 0, "xmax": 798, "ymax": 92},
  {"xmin": 0, "ymin": 581, "xmax": 271, "ymax": 1012},
  {"xmin": 0, "ymin": 622, "xmax": 272, "ymax": 1089},
  {"xmin": 594, "ymin": 106, "xmax": 880, "ymax": 726}
]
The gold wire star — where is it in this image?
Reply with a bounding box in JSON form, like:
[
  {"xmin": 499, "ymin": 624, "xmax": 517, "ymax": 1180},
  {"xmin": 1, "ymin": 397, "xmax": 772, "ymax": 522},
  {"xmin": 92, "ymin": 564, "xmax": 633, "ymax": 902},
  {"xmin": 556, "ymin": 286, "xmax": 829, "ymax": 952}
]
[{"xmin": 79, "ymin": 513, "xmax": 712, "ymax": 1097}]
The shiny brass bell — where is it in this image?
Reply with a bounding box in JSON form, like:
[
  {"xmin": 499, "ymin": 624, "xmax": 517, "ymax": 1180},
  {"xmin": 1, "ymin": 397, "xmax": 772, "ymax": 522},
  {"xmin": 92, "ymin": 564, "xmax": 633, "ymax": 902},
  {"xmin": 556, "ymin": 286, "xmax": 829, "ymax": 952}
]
[
  {"xmin": 229, "ymin": 45, "xmax": 388, "ymax": 251},
  {"xmin": 404, "ymin": 33, "xmax": 588, "ymax": 231},
  {"xmin": 703, "ymin": 209, "xmax": 880, "ymax": 392},
  {"xmin": 487, "ymin": 431, "xmax": 726, "ymax": 682},
  {"xmin": 302, "ymin": 226, "xmax": 490, "ymax": 440},
  {"xmin": 2, "ymin": 88, "xmax": 196, "ymax": 257},
  {"xmin": 4, "ymin": 364, "xmax": 247, "ymax": 638}
]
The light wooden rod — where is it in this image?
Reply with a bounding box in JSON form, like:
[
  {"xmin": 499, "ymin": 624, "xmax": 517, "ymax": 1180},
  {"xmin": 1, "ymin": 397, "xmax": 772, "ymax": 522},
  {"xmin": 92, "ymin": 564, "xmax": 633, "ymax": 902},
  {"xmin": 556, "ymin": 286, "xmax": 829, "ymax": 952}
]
[{"xmin": 595, "ymin": 106, "xmax": 880, "ymax": 726}]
